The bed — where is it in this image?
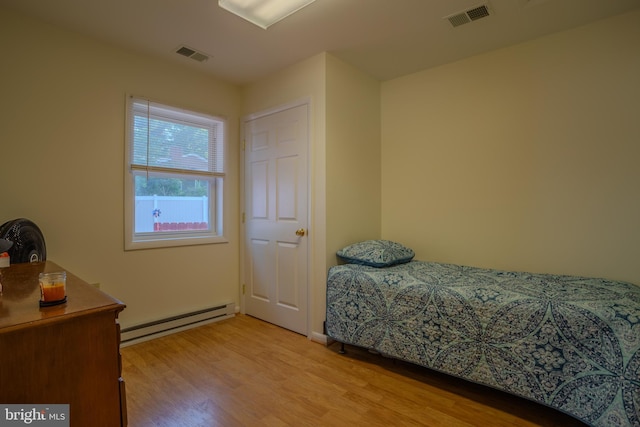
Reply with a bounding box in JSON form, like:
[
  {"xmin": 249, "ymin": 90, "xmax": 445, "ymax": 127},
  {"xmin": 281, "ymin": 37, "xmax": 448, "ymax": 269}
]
[{"xmin": 325, "ymin": 240, "xmax": 640, "ymax": 427}]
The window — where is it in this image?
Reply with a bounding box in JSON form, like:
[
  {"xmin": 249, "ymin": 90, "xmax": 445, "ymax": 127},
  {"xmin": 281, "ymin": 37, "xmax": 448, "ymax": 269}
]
[{"xmin": 125, "ymin": 96, "xmax": 226, "ymax": 250}]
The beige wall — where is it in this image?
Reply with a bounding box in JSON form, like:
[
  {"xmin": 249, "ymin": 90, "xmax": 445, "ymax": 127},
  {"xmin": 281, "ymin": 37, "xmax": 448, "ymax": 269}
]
[
  {"xmin": 0, "ymin": 8, "xmax": 242, "ymax": 329},
  {"xmin": 326, "ymin": 55, "xmax": 382, "ymax": 260},
  {"xmin": 242, "ymin": 53, "xmax": 381, "ymax": 336},
  {"xmin": 322, "ymin": 55, "xmax": 381, "ymax": 335},
  {"xmin": 381, "ymin": 9, "xmax": 640, "ymax": 285},
  {"xmin": 242, "ymin": 53, "xmax": 328, "ymax": 337},
  {"xmin": 4, "ymin": 3, "xmax": 636, "ymax": 341}
]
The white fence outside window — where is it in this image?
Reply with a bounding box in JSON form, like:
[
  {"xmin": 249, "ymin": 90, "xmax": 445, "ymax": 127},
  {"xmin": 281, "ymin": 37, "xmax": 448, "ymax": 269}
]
[{"xmin": 135, "ymin": 195, "xmax": 209, "ymax": 232}]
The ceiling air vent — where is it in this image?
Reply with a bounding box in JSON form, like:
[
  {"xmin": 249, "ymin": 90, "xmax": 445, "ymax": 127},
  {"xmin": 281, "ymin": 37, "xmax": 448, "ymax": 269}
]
[
  {"xmin": 445, "ymin": 4, "xmax": 491, "ymax": 28},
  {"xmin": 175, "ymin": 45, "xmax": 210, "ymax": 63}
]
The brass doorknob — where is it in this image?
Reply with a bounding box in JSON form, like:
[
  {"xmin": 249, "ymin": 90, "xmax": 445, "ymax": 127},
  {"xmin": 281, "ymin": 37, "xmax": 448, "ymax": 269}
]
[{"xmin": 295, "ymin": 228, "xmax": 306, "ymax": 237}]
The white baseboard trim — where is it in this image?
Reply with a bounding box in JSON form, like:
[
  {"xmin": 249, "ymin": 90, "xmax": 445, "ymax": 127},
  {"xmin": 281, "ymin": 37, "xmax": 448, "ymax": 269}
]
[{"xmin": 310, "ymin": 331, "xmax": 328, "ymax": 345}]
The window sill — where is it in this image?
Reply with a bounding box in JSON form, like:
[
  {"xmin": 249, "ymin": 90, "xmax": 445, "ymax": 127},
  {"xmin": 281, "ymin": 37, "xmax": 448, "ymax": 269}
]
[{"xmin": 125, "ymin": 234, "xmax": 228, "ymax": 251}]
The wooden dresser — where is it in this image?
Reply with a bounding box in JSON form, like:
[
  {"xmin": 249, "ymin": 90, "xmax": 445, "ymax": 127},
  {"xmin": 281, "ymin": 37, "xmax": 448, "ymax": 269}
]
[{"xmin": 0, "ymin": 261, "xmax": 127, "ymax": 426}]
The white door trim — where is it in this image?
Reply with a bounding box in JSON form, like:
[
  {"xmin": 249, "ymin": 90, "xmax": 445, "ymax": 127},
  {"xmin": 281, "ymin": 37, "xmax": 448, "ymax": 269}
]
[{"xmin": 239, "ymin": 98, "xmax": 312, "ymax": 338}]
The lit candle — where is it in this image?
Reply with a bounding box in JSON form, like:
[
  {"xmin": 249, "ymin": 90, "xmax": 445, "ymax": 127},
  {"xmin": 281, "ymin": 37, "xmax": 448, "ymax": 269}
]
[{"xmin": 39, "ymin": 271, "xmax": 66, "ymax": 303}]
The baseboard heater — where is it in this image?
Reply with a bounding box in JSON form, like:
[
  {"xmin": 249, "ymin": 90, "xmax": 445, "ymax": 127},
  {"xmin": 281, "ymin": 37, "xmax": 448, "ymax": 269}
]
[{"xmin": 120, "ymin": 302, "xmax": 235, "ymax": 347}]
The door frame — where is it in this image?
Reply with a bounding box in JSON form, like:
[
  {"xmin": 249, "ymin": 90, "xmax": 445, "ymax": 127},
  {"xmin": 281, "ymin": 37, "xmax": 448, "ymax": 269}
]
[{"xmin": 239, "ymin": 98, "xmax": 312, "ymax": 338}]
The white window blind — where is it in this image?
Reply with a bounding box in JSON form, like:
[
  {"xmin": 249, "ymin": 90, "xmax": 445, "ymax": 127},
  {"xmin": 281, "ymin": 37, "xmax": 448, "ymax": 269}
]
[{"xmin": 130, "ymin": 97, "xmax": 224, "ymax": 177}]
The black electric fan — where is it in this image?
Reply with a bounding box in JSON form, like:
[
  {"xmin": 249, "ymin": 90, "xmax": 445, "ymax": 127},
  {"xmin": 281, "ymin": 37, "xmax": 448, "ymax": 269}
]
[{"xmin": 0, "ymin": 218, "xmax": 47, "ymax": 263}]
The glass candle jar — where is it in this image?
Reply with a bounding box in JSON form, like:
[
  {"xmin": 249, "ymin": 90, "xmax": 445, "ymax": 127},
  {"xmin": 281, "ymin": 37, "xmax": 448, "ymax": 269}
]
[{"xmin": 39, "ymin": 271, "xmax": 67, "ymax": 305}]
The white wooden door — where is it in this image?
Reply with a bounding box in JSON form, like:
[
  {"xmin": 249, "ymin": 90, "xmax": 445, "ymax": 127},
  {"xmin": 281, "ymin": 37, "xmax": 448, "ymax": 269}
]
[{"xmin": 243, "ymin": 104, "xmax": 308, "ymax": 335}]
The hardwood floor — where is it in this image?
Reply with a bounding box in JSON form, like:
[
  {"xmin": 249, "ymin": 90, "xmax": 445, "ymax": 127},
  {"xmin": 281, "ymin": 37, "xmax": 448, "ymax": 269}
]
[{"xmin": 120, "ymin": 314, "xmax": 586, "ymax": 426}]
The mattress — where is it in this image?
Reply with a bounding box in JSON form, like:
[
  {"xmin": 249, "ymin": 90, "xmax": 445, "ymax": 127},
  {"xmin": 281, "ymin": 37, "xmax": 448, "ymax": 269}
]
[{"xmin": 326, "ymin": 260, "xmax": 640, "ymax": 426}]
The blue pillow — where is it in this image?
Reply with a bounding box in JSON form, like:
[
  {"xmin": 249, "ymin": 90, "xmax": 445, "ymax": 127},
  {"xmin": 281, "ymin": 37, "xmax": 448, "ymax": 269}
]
[{"xmin": 337, "ymin": 240, "xmax": 415, "ymax": 267}]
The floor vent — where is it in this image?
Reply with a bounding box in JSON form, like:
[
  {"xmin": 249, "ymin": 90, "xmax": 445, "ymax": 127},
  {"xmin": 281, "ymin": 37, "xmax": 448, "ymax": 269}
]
[
  {"xmin": 175, "ymin": 45, "xmax": 210, "ymax": 62},
  {"xmin": 445, "ymin": 4, "xmax": 491, "ymax": 27},
  {"xmin": 120, "ymin": 302, "xmax": 235, "ymax": 346}
]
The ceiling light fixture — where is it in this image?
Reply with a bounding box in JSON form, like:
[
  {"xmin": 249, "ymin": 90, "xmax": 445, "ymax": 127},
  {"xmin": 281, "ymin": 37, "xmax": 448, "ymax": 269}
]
[{"xmin": 218, "ymin": 0, "xmax": 317, "ymax": 29}]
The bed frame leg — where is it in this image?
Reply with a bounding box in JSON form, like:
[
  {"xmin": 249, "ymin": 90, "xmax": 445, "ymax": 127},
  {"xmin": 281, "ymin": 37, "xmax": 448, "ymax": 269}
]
[{"xmin": 339, "ymin": 342, "xmax": 346, "ymax": 354}]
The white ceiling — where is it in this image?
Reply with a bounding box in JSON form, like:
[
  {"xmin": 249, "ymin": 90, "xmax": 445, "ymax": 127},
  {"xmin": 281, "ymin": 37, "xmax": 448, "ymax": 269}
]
[{"xmin": 3, "ymin": 0, "xmax": 639, "ymax": 85}]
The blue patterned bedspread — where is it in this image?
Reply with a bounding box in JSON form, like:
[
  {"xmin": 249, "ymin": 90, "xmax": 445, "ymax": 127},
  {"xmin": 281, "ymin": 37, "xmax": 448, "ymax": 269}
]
[{"xmin": 325, "ymin": 261, "xmax": 640, "ymax": 426}]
